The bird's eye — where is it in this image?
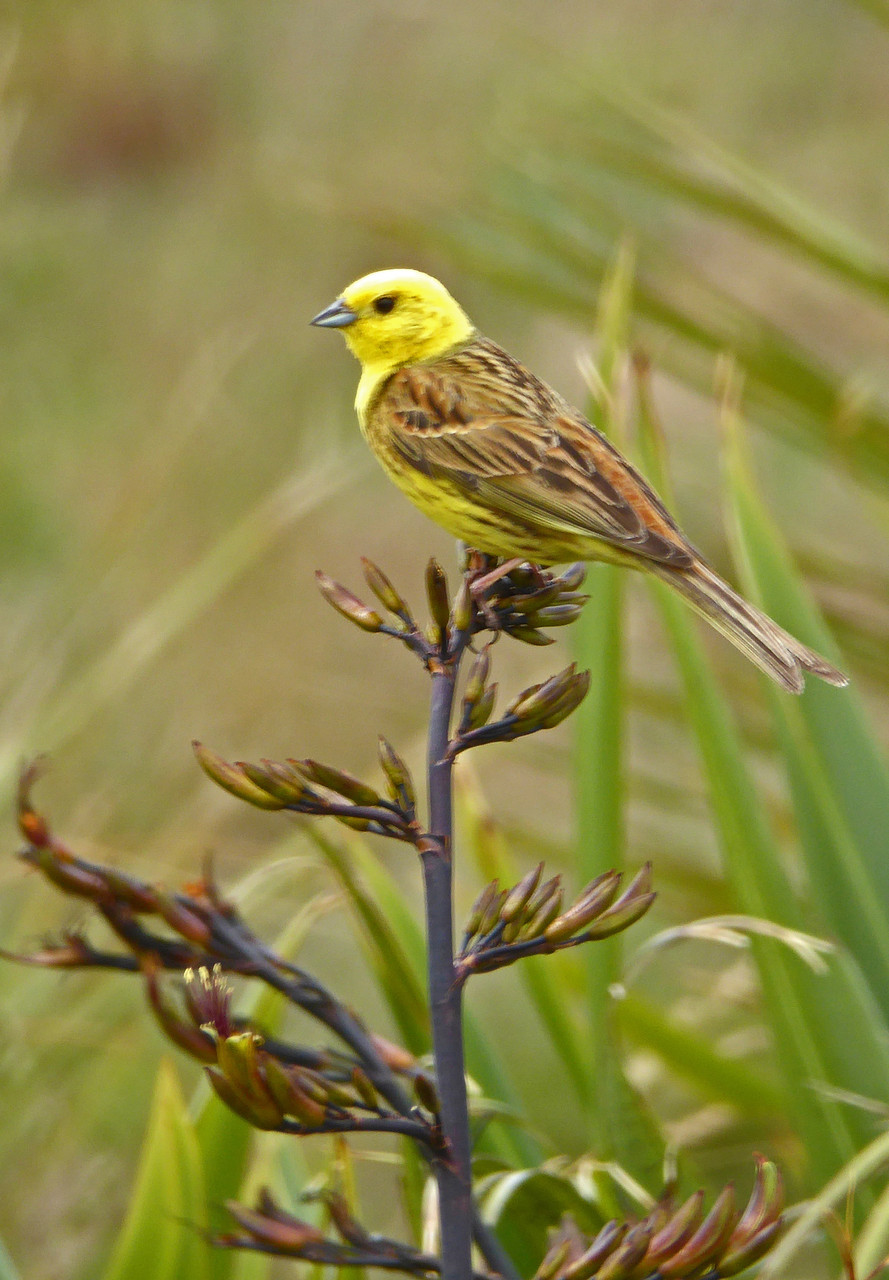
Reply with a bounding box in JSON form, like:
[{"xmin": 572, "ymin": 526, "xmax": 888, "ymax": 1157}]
[{"xmin": 373, "ymin": 295, "xmax": 397, "ymax": 315}]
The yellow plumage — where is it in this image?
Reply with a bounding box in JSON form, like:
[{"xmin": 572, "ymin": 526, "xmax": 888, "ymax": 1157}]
[{"xmin": 311, "ymin": 268, "xmax": 847, "ymax": 693}]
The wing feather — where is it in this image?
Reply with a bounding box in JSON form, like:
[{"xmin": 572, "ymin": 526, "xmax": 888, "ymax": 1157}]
[{"xmin": 372, "ymin": 338, "xmax": 694, "ymax": 568}]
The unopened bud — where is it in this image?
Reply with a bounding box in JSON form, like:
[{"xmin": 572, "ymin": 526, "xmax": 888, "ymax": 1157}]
[
  {"xmin": 206, "ymin": 1066, "xmax": 281, "ymax": 1129},
  {"xmin": 595, "ymin": 1223, "xmax": 651, "ymax": 1280},
  {"xmin": 17, "ymin": 761, "xmax": 50, "ymax": 847},
  {"xmin": 193, "ymin": 743, "xmax": 286, "ymax": 810},
  {"xmin": 351, "ymin": 1067, "xmax": 379, "ymax": 1110},
  {"xmin": 463, "ymin": 648, "xmax": 491, "ymax": 708},
  {"xmin": 225, "ymin": 1199, "xmax": 325, "ymax": 1250},
  {"xmin": 658, "ymin": 1186, "xmax": 736, "ymax": 1277},
  {"xmin": 465, "ymin": 881, "xmax": 500, "ymax": 938},
  {"xmin": 301, "ymin": 760, "xmax": 381, "ymax": 807},
  {"xmin": 413, "ymin": 1072, "xmax": 440, "ymax": 1116},
  {"xmin": 369, "ymin": 1033, "xmax": 417, "ymax": 1073},
  {"xmin": 584, "ymin": 864, "xmax": 654, "ymax": 940},
  {"xmin": 502, "ymin": 863, "xmax": 544, "ymax": 923},
  {"xmin": 646, "ymin": 1191, "xmax": 705, "ymax": 1267},
  {"xmin": 253, "ymin": 759, "xmax": 309, "ymax": 805},
  {"xmin": 479, "ymin": 887, "xmax": 508, "ymax": 937},
  {"xmin": 315, "ymin": 571, "xmax": 383, "ymax": 632},
  {"xmin": 522, "ymin": 885, "xmax": 564, "ymax": 938},
  {"xmin": 535, "ymin": 1240, "xmax": 571, "ymax": 1280},
  {"xmin": 719, "ymin": 1220, "xmax": 782, "ymax": 1276},
  {"xmin": 27, "ymin": 846, "xmax": 108, "ymax": 899},
  {"xmin": 528, "ymin": 603, "xmax": 585, "ymax": 627},
  {"xmin": 508, "ymin": 625, "xmax": 554, "ymax": 646},
  {"xmin": 154, "ymin": 890, "xmax": 213, "ymax": 947},
  {"xmin": 564, "ymin": 1221, "xmax": 625, "ymax": 1280},
  {"xmin": 508, "ymin": 582, "xmax": 563, "ymax": 613},
  {"xmin": 468, "ymin": 685, "xmax": 497, "ymax": 730},
  {"xmin": 425, "ymin": 559, "xmax": 451, "ymax": 634},
  {"xmin": 509, "ymin": 666, "xmax": 578, "ymax": 719},
  {"xmin": 558, "ymin": 563, "xmax": 586, "ymax": 591},
  {"xmin": 378, "ymin": 737, "xmax": 416, "ymax": 813},
  {"xmin": 538, "ymin": 671, "xmax": 591, "ymax": 728},
  {"xmin": 361, "ymin": 558, "xmax": 408, "ymax": 616},
  {"xmin": 453, "ymin": 578, "xmax": 473, "ymax": 632}
]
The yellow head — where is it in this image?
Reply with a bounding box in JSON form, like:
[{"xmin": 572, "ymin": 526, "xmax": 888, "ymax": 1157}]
[{"xmin": 310, "ymin": 269, "xmax": 475, "ymax": 409}]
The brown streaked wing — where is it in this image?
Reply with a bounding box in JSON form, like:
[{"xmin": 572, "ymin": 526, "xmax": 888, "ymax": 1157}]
[{"xmin": 376, "ymin": 338, "xmax": 694, "ymax": 567}]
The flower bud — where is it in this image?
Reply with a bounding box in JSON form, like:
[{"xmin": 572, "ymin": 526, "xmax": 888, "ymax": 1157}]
[
  {"xmin": 378, "ymin": 737, "xmax": 416, "ymax": 813},
  {"xmin": 502, "ymin": 863, "xmax": 544, "ymax": 923},
  {"xmin": 728, "ymin": 1155, "xmax": 783, "ymax": 1246},
  {"xmin": 465, "ymin": 881, "xmax": 500, "ymax": 939},
  {"xmin": 206, "ymin": 1066, "xmax": 281, "ymax": 1129},
  {"xmin": 468, "ymin": 685, "xmax": 497, "ymax": 730},
  {"xmin": 564, "ymin": 1222, "xmax": 625, "ymax": 1280},
  {"xmin": 479, "ymin": 887, "xmax": 508, "ymax": 937},
  {"xmin": 658, "ymin": 1185, "xmax": 736, "ymax": 1277},
  {"xmin": 361, "ymin": 558, "xmax": 409, "ymax": 616},
  {"xmin": 557, "ymin": 563, "xmax": 587, "ymax": 591},
  {"xmin": 351, "ymin": 1067, "xmax": 379, "ymax": 1110},
  {"xmin": 584, "ymin": 864, "xmax": 654, "ymax": 940},
  {"xmin": 646, "ymin": 1191, "xmax": 705, "ymax": 1268},
  {"xmin": 193, "ymin": 743, "xmax": 286, "ymax": 810},
  {"xmin": 413, "ymin": 1072, "xmax": 440, "ymax": 1116},
  {"xmin": 425, "ymin": 559, "xmax": 451, "ymax": 634},
  {"xmin": 225, "ymin": 1199, "xmax": 325, "ymax": 1251},
  {"xmin": 300, "ymin": 760, "xmax": 381, "ymax": 807},
  {"xmin": 527, "ymin": 603, "xmax": 586, "ymax": 627},
  {"xmin": 315, "ymin": 571, "xmax": 383, "ymax": 632},
  {"xmin": 595, "ymin": 1223, "xmax": 651, "ymax": 1280},
  {"xmin": 462, "ymin": 648, "xmax": 491, "ymax": 709},
  {"xmin": 507, "ymin": 625, "xmax": 554, "ymax": 646},
  {"xmin": 154, "ymin": 890, "xmax": 213, "ymax": 947},
  {"xmin": 452, "ymin": 578, "xmax": 473, "ymax": 632},
  {"xmin": 508, "ymin": 582, "xmax": 564, "ymax": 613},
  {"xmin": 719, "ymin": 1220, "xmax": 782, "ymax": 1276},
  {"xmin": 534, "ymin": 1240, "xmax": 571, "ymax": 1280},
  {"xmin": 521, "ymin": 883, "xmax": 564, "ymax": 939},
  {"xmin": 543, "ymin": 871, "xmax": 622, "ymax": 943}
]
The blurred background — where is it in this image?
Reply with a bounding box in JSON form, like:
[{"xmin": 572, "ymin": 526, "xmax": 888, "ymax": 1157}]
[{"xmin": 2, "ymin": 1, "xmax": 889, "ymax": 1276}]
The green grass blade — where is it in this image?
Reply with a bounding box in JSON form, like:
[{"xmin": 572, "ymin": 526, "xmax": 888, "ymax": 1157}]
[
  {"xmin": 572, "ymin": 247, "xmax": 664, "ymax": 1186},
  {"xmin": 855, "ymin": 1177, "xmax": 889, "ymax": 1279},
  {"xmin": 723, "ymin": 413, "xmax": 889, "ymax": 1021},
  {"xmin": 636, "ymin": 396, "xmax": 889, "ymax": 1197},
  {"xmin": 102, "ymin": 1059, "xmax": 209, "ymax": 1280}
]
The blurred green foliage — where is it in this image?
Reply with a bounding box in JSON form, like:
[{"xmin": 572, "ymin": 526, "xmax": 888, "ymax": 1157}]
[{"xmin": 2, "ymin": 2, "xmax": 889, "ymax": 1277}]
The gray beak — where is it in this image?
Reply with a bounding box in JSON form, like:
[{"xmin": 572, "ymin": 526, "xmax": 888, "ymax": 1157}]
[{"xmin": 310, "ymin": 298, "xmax": 358, "ymax": 329}]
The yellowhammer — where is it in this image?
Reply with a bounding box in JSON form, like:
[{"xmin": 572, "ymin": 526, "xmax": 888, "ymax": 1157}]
[{"xmin": 311, "ymin": 268, "xmax": 846, "ymax": 693}]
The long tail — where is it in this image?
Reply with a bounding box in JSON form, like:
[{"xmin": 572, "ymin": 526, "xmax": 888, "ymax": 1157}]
[{"xmin": 646, "ymin": 559, "xmax": 848, "ymax": 693}]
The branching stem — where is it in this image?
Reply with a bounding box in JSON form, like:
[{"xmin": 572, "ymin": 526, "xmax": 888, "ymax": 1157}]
[{"xmin": 422, "ymin": 663, "xmax": 474, "ymax": 1280}]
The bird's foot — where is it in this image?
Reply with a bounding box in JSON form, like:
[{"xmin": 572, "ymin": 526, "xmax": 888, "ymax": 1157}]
[{"xmin": 468, "ymin": 556, "xmax": 526, "ymax": 629}]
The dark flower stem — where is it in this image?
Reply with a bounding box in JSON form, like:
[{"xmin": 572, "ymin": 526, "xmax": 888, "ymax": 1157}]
[{"xmin": 422, "ymin": 663, "xmax": 474, "ymax": 1280}]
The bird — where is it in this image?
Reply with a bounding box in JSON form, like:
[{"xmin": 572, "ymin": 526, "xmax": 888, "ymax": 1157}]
[{"xmin": 310, "ymin": 268, "xmax": 847, "ymax": 693}]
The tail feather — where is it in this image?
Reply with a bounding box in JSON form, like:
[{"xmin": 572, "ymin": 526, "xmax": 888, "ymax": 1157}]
[{"xmin": 647, "ymin": 560, "xmax": 848, "ymax": 694}]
